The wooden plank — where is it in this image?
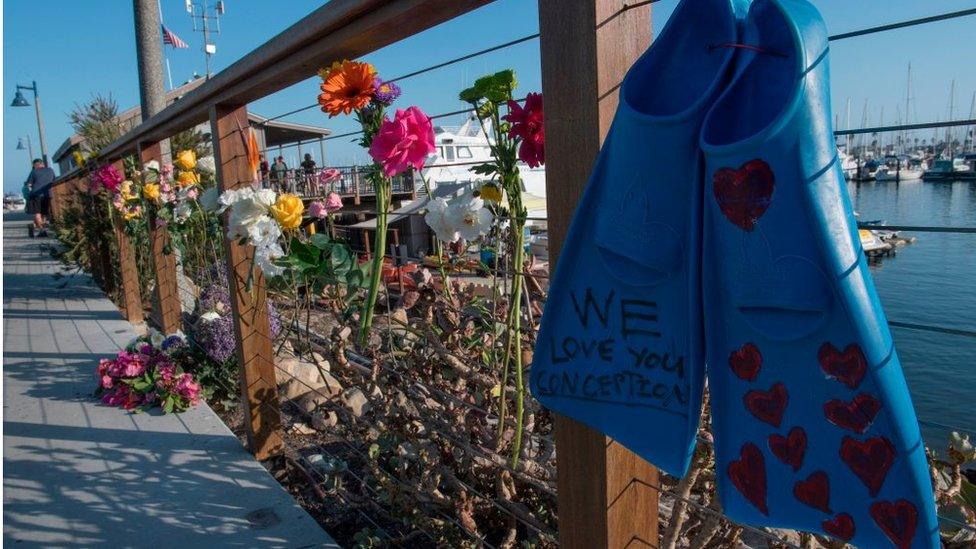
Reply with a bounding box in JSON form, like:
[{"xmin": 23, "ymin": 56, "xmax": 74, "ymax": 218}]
[
  {"xmin": 111, "ymin": 159, "xmax": 145, "ymax": 324},
  {"xmin": 139, "ymin": 142, "xmax": 183, "ymax": 334},
  {"xmin": 210, "ymin": 103, "xmax": 283, "ymax": 460},
  {"xmin": 538, "ymin": 1, "xmax": 659, "ymax": 547},
  {"xmin": 100, "ymin": 0, "xmax": 494, "ymax": 159}
]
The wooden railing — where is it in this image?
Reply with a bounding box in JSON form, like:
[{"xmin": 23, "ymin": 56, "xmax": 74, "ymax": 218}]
[{"xmin": 46, "ymin": 1, "xmax": 660, "ymax": 545}]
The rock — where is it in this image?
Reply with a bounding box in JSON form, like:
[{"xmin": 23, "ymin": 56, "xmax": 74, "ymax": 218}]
[
  {"xmin": 311, "ymin": 410, "xmax": 338, "ymax": 430},
  {"xmin": 288, "ymin": 422, "xmax": 316, "ymax": 435},
  {"xmin": 277, "ymin": 356, "xmax": 343, "ymax": 410},
  {"xmin": 341, "ymin": 387, "xmax": 370, "ymax": 417},
  {"xmin": 311, "ymin": 352, "xmax": 330, "ymax": 371},
  {"xmin": 369, "ymin": 384, "xmax": 383, "ymax": 399}
]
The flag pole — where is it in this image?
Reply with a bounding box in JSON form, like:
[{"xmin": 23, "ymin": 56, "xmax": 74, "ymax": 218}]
[{"xmin": 158, "ymin": 0, "xmax": 174, "ymax": 90}]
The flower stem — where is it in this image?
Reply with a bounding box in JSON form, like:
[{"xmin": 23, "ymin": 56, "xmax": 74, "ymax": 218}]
[{"xmin": 359, "ymin": 174, "xmax": 389, "ymax": 346}]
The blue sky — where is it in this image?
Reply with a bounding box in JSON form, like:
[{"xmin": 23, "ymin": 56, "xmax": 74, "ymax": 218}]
[{"xmin": 4, "ymin": 0, "xmax": 976, "ymax": 193}]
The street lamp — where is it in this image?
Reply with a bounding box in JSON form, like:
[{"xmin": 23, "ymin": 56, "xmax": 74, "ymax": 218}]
[
  {"xmin": 10, "ymin": 81, "xmax": 49, "ymax": 167},
  {"xmin": 16, "ymin": 136, "xmax": 34, "ymax": 162}
]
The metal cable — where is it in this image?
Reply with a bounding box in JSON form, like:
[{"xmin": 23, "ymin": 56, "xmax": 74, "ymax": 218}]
[
  {"xmin": 835, "ymin": 118, "xmax": 976, "ymax": 136},
  {"xmin": 828, "ymin": 7, "xmax": 976, "ymax": 41}
]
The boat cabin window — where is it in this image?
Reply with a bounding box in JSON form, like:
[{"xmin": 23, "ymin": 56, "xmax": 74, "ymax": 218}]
[
  {"xmin": 456, "ymin": 146, "xmax": 472, "ymax": 159},
  {"xmin": 444, "ymin": 146, "xmax": 455, "ymax": 161}
]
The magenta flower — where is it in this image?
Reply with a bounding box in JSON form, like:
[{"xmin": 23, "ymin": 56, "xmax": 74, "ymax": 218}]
[
  {"xmin": 91, "ymin": 164, "xmax": 124, "ymax": 193},
  {"xmin": 368, "ymin": 106, "xmax": 436, "ymax": 177},
  {"xmin": 503, "ymin": 93, "xmax": 545, "ymax": 168}
]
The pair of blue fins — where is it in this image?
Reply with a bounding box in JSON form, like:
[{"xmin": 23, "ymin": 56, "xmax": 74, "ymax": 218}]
[{"xmin": 532, "ymin": 0, "xmax": 938, "ymax": 546}]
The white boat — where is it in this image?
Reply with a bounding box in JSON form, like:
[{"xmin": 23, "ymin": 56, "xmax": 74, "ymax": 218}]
[
  {"xmin": 838, "ymin": 147, "xmax": 859, "ymax": 179},
  {"xmin": 3, "ymin": 193, "xmax": 26, "ymax": 212},
  {"xmin": 874, "ymin": 156, "xmax": 923, "ymax": 181},
  {"xmin": 421, "ymin": 114, "xmax": 548, "ymax": 226}
]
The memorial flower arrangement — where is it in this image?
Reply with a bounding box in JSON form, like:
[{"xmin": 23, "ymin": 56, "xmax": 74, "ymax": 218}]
[
  {"xmin": 94, "ymin": 331, "xmax": 201, "ymax": 414},
  {"xmin": 317, "ymin": 59, "xmax": 432, "ymax": 342},
  {"xmin": 453, "ymin": 69, "xmax": 545, "ymax": 467}
]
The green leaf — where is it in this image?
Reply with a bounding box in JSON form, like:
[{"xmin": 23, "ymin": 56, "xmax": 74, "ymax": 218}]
[
  {"xmin": 469, "ymin": 163, "xmax": 497, "ymax": 176},
  {"xmin": 309, "ymin": 233, "xmax": 333, "ymax": 250},
  {"xmin": 345, "ymin": 268, "xmax": 365, "ymax": 288},
  {"xmin": 289, "ymin": 236, "xmax": 320, "ymax": 267},
  {"xmin": 368, "ymin": 443, "xmax": 380, "ymax": 460}
]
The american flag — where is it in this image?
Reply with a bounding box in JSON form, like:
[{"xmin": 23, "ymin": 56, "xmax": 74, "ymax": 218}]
[{"xmin": 161, "ymin": 24, "xmax": 189, "ymax": 49}]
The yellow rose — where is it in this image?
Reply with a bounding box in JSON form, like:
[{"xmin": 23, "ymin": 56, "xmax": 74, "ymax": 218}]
[
  {"xmin": 177, "ymin": 170, "xmax": 200, "ymax": 187},
  {"xmin": 120, "ymin": 180, "xmax": 139, "ymax": 202},
  {"xmin": 175, "ymin": 149, "xmax": 197, "ymax": 171},
  {"xmin": 270, "ymin": 193, "xmax": 305, "ymax": 230},
  {"xmin": 479, "ymin": 183, "xmax": 503, "ymax": 203},
  {"xmin": 123, "ymin": 209, "xmax": 142, "ymax": 221},
  {"xmin": 143, "ymin": 182, "xmax": 161, "ymax": 202}
]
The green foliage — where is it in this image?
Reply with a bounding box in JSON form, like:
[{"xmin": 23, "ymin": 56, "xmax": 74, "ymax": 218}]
[
  {"xmin": 459, "ymin": 69, "xmax": 517, "ymax": 105},
  {"xmin": 182, "ymin": 346, "xmax": 239, "ymax": 411},
  {"xmin": 171, "ymin": 127, "xmax": 213, "ymax": 159},
  {"xmin": 277, "ymin": 233, "xmax": 367, "ymax": 296},
  {"xmin": 68, "ymin": 93, "xmax": 121, "ymax": 154}
]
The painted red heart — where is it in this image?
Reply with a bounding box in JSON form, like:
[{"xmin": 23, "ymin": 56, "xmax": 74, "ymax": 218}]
[
  {"xmin": 727, "ymin": 442, "xmax": 768, "ymax": 515},
  {"xmin": 824, "ymin": 393, "xmax": 882, "ymax": 433},
  {"xmin": 818, "ymin": 343, "xmax": 867, "ymax": 389},
  {"xmin": 743, "ymin": 382, "xmax": 788, "ymax": 428},
  {"xmin": 822, "ymin": 513, "xmax": 855, "ymax": 541},
  {"xmin": 793, "ymin": 471, "xmax": 832, "ymax": 513},
  {"xmin": 839, "ymin": 435, "xmax": 895, "ymax": 497},
  {"xmin": 870, "ymin": 499, "xmax": 918, "ymax": 549},
  {"xmin": 729, "ymin": 343, "xmax": 762, "ymax": 381},
  {"xmin": 768, "ymin": 426, "xmax": 806, "ymax": 471},
  {"xmin": 712, "ymin": 159, "xmax": 775, "ymax": 231}
]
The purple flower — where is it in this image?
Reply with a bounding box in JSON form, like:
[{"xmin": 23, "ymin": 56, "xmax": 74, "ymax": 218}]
[
  {"xmin": 193, "ymin": 265, "xmax": 281, "ymax": 363},
  {"xmin": 373, "ymin": 78, "xmax": 401, "ymax": 105}
]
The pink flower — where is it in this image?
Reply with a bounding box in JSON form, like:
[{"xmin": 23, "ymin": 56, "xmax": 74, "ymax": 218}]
[
  {"xmin": 368, "ymin": 106, "xmax": 436, "ymax": 177},
  {"xmin": 155, "ymin": 218, "xmax": 168, "ymax": 228},
  {"xmin": 100, "ymin": 375, "xmax": 114, "ymax": 389},
  {"xmin": 308, "ymin": 201, "xmax": 328, "ymax": 219},
  {"xmin": 186, "ymin": 188, "xmax": 199, "ymax": 200},
  {"xmin": 319, "ymin": 168, "xmax": 341, "ymax": 184},
  {"xmin": 325, "ymin": 192, "xmax": 343, "ymax": 212},
  {"xmin": 102, "ymin": 385, "xmax": 130, "ymax": 407},
  {"xmin": 161, "ymin": 163, "xmax": 174, "ymax": 178},
  {"xmin": 175, "ymin": 373, "xmax": 201, "ymax": 404},
  {"xmin": 503, "ymin": 93, "xmax": 545, "ymax": 168}
]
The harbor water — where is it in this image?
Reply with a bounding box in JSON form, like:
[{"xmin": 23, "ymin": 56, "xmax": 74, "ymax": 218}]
[{"xmin": 849, "ymin": 179, "xmax": 976, "ymax": 447}]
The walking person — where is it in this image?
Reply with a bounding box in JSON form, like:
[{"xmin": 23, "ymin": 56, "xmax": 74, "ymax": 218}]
[
  {"xmin": 300, "ymin": 153, "xmax": 317, "ymax": 195},
  {"xmin": 25, "ymin": 159, "xmax": 55, "ymax": 237},
  {"xmin": 270, "ymin": 156, "xmax": 288, "ymax": 192},
  {"xmin": 259, "ymin": 154, "xmax": 270, "ymax": 188}
]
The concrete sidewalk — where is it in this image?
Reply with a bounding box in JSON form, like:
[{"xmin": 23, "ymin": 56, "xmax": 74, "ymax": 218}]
[{"xmin": 2, "ymin": 212, "xmax": 337, "ymax": 547}]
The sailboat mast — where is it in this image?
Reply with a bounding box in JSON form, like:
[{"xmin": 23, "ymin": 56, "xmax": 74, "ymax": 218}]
[
  {"xmin": 904, "ymin": 63, "xmax": 912, "ymax": 155},
  {"xmin": 947, "ymin": 80, "xmax": 956, "ymax": 157}
]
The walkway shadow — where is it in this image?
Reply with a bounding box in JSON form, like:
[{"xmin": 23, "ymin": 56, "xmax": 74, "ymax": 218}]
[{"xmin": 3, "ymin": 421, "xmax": 309, "ymax": 546}]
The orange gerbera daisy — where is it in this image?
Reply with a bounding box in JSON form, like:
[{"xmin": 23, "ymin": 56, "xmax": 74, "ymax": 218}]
[{"xmin": 317, "ymin": 60, "xmax": 377, "ymax": 117}]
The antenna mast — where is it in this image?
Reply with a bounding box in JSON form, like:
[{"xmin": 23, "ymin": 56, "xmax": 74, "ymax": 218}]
[{"xmin": 186, "ymin": 0, "xmax": 225, "ymax": 78}]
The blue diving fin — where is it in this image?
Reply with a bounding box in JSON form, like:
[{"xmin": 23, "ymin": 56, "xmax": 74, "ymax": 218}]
[
  {"xmin": 700, "ymin": 0, "xmax": 938, "ymax": 546},
  {"xmin": 530, "ymin": 0, "xmax": 746, "ymax": 477}
]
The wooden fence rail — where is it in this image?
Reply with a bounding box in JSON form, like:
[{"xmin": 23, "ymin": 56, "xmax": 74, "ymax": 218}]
[{"xmin": 45, "ymin": 0, "xmax": 659, "ymax": 544}]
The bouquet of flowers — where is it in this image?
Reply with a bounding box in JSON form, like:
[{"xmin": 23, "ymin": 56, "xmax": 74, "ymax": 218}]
[{"xmin": 94, "ymin": 331, "xmax": 202, "ymax": 414}]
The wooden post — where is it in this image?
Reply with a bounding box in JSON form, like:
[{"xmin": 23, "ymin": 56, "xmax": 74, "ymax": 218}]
[
  {"xmin": 111, "ymin": 159, "xmax": 145, "ymax": 324},
  {"xmin": 210, "ymin": 103, "xmax": 283, "ymax": 460},
  {"xmin": 139, "ymin": 141, "xmax": 182, "ymax": 334},
  {"xmin": 538, "ymin": 1, "xmax": 660, "ymax": 547}
]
